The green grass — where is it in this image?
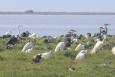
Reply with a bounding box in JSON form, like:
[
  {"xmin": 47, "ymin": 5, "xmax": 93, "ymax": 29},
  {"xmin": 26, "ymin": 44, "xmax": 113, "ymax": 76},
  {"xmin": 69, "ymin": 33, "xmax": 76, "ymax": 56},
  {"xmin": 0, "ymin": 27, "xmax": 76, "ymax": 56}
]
[{"xmin": 0, "ymin": 36, "xmax": 115, "ymax": 77}]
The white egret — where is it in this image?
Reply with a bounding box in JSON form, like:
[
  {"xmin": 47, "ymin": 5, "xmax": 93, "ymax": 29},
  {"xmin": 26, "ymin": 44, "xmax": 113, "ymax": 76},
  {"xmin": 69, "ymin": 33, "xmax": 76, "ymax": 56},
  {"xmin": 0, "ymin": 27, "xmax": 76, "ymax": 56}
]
[
  {"xmin": 72, "ymin": 38, "xmax": 78, "ymax": 44},
  {"xmin": 112, "ymin": 46, "xmax": 115, "ymax": 55},
  {"xmin": 55, "ymin": 42, "xmax": 65, "ymax": 52},
  {"xmin": 29, "ymin": 33, "xmax": 37, "ymax": 39},
  {"xmin": 41, "ymin": 50, "xmax": 52, "ymax": 59},
  {"xmin": 90, "ymin": 40, "xmax": 104, "ymax": 54},
  {"xmin": 75, "ymin": 50, "xmax": 87, "ymax": 61},
  {"xmin": 75, "ymin": 44, "xmax": 84, "ymax": 52},
  {"xmin": 21, "ymin": 42, "xmax": 33, "ymax": 53}
]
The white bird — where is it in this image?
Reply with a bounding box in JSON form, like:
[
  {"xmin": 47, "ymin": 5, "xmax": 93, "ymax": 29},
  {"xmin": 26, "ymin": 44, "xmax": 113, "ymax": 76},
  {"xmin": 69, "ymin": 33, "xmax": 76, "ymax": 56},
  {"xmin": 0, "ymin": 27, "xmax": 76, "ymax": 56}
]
[
  {"xmin": 41, "ymin": 50, "xmax": 52, "ymax": 59},
  {"xmin": 75, "ymin": 50, "xmax": 87, "ymax": 61},
  {"xmin": 72, "ymin": 38, "xmax": 78, "ymax": 44},
  {"xmin": 75, "ymin": 44, "xmax": 84, "ymax": 52},
  {"xmin": 90, "ymin": 40, "xmax": 104, "ymax": 54},
  {"xmin": 85, "ymin": 34, "xmax": 89, "ymax": 39},
  {"xmin": 112, "ymin": 46, "xmax": 115, "ymax": 55},
  {"xmin": 5, "ymin": 31, "xmax": 11, "ymax": 35},
  {"xmin": 29, "ymin": 33, "xmax": 37, "ymax": 39},
  {"xmin": 21, "ymin": 42, "xmax": 33, "ymax": 53},
  {"xmin": 103, "ymin": 34, "xmax": 107, "ymax": 40},
  {"xmin": 55, "ymin": 42, "xmax": 65, "ymax": 52}
]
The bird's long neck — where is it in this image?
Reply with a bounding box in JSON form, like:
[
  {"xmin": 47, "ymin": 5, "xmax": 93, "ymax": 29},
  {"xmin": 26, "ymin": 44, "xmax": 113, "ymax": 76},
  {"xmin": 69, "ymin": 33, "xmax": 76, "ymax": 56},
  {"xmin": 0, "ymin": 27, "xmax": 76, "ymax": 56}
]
[
  {"xmin": 104, "ymin": 25, "xmax": 108, "ymax": 34},
  {"xmin": 102, "ymin": 37, "xmax": 106, "ymax": 43}
]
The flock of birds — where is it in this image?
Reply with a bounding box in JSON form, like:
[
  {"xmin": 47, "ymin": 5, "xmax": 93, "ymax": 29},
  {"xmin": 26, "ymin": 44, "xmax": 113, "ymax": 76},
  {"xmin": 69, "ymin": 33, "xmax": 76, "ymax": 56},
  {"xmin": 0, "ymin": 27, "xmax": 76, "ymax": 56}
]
[{"xmin": 2, "ymin": 24, "xmax": 115, "ymax": 64}]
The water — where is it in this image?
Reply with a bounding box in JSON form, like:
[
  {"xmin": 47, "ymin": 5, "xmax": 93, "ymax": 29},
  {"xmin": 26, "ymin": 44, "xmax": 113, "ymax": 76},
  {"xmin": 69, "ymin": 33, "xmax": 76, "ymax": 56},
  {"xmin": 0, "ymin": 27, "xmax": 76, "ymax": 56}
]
[{"xmin": 0, "ymin": 15, "xmax": 115, "ymax": 36}]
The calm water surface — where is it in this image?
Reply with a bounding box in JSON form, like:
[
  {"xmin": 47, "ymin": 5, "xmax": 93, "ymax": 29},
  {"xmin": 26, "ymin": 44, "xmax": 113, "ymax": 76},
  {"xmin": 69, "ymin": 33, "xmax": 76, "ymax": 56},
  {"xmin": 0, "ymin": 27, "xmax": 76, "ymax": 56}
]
[{"xmin": 0, "ymin": 15, "xmax": 115, "ymax": 36}]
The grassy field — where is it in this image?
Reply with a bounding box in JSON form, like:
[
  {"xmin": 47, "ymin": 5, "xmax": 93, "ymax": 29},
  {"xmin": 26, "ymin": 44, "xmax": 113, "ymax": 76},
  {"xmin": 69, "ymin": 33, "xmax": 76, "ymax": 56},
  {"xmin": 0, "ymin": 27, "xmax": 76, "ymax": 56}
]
[{"xmin": 0, "ymin": 36, "xmax": 115, "ymax": 77}]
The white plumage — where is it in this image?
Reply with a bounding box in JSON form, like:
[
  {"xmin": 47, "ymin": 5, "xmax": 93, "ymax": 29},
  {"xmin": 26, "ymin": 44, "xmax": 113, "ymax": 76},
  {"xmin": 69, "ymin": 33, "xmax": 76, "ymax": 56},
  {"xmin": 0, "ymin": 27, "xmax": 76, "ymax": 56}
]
[
  {"xmin": 72, "ymin": 38, "xmax": 78, "ymax": 44},
  {"xmin": 103, "ymin": 34, "xmax": 107, "ymax": 40},
  {"xmin": 5, "ymin": 32, "xmax": 11, "ymax": 35},
  {"xmin": 85, "ymin": 34, "xmax": 89, "ymax": 39},
  {"xmin": 75, "ymin": 50, "xmax": 87, "ymax": 61},
  {"xmin": 75, "ymin": 44, "xmax": 84, "ymax": 52},
  {"xmin": 55, "ymin": 42, "xmax": 65, "ymax": 52},
  {"xmin": 29, "ymin": 33, "xmax": 37, "ymax": 39},
  {"xmin": 21, "ymin": 42, "xmax": 33, "ymax": 53},
  {"xmin": 26, "ymin": 48, "xmax": 33, "ymax": 53},
  {"xmin": 112, "ymin": 46, "xmax": 115, "ymax": 55},
  {"xmin": 41, "ymin": 51, "xmax": 52, "ymax": 59},
  {"xmin": 90, "ymin": 40, "xmax": 103, "ymax": 54}
]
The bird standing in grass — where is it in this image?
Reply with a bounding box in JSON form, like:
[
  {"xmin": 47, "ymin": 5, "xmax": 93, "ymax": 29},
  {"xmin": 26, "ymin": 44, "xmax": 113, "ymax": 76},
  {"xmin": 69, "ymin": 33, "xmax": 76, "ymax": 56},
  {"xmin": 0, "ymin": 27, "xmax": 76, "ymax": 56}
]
[
  {"xmin": 32, "ymin": 54, "xmax": 42, "ymax": 63},
  {"xmin": 21, "ymin": 42, "xmax": 33, "ymax": 53},
  {"xmin": 75, "ymin": 44, "xmax": 84, "ymax": 52},
  {"xmin": 55, "ymin": 42, "xmax": 65, "ymax": 52},
  {"xmin": 90, "ymin": 39, "xmax": 104, "ymax": 54},
  {"xmin": 41, "ymin": 50, "xmax": 52, "ymax": 59},
  {"xmin": 112, "ymin": 46, "xmax": 115, "ymax": 55},
  {"xmin": 6, "ymin": 35, "xmax": 18, "ymax": 49},
  {"xmin": 75, "ymin": 50, "xmax": 87, "ymax": 61}
]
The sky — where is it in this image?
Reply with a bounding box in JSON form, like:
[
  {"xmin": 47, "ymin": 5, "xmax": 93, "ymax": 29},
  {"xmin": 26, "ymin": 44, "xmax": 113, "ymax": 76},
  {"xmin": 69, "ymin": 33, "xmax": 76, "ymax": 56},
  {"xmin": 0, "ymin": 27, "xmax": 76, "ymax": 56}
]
[{"xmin": 0, "ymin": 0, "xmax": 115, "ymax": 12}]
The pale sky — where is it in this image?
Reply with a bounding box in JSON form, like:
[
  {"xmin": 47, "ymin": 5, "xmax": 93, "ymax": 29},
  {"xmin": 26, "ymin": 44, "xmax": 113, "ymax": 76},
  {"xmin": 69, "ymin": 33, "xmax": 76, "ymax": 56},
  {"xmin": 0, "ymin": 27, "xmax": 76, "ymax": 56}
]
[{"xmin": 0, "ymin": 0, "xmax": 115, "ymax": 12}]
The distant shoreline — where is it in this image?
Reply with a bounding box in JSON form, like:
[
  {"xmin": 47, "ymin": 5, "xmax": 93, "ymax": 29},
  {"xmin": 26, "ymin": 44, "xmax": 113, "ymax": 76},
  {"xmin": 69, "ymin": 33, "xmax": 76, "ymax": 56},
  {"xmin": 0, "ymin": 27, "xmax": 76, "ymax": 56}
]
[{"xmin": 0, "ymin": 12, "xmax": 115, "ymax": 15}]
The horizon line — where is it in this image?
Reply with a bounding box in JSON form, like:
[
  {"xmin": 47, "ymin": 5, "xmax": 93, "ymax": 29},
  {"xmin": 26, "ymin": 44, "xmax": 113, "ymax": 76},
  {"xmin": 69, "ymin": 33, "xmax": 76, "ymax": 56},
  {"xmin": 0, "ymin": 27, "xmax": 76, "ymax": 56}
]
[{"xmin": 0, "ymin": 11, "xmax": 115, "ymax": 15}]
